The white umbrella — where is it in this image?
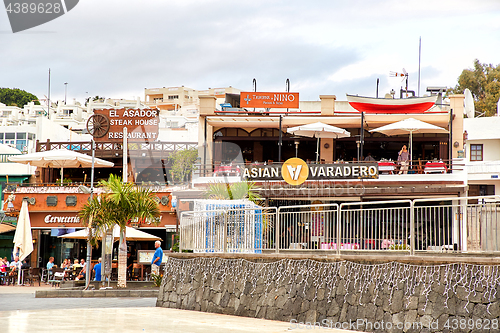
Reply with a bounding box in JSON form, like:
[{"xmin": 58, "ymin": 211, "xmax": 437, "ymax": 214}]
[
  {"xmin": 8, "ymin": 148, "xmax": 114, "ymax": 184},
  {"xmin": 0, "ymin": 143, "xmax": 22, "ymax": 154},
  {"xmin": 287, "ymin": 122, "xmax": 350, "ymax": 162},
  {"xmin": 369, "ymin": 118, "xmax": 449, "ymax": 164},
  {"xmin": 13, "ymin": 200, "xmax": 33, "ymax": 261},
  {"xmin": 59, "ymin": 225, "xmax": 162, "ymax": 241}
]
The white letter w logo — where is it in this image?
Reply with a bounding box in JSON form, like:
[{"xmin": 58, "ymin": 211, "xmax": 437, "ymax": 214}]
[{"xmin": 286, "ymin": 165, "xmax": 302, "ymax": 181}]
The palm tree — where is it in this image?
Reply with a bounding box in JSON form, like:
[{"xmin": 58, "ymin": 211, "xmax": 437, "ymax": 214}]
[
  {"xmin": 204, "ymin": 181, "xmax": 262, "ymax": 203},
  {"xmin": 79, "ymin": 174, "xmax": 160, "ymax": 288}
]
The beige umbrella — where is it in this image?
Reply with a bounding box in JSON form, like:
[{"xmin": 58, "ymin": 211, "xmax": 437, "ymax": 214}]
[
  {"xmin": 8, "ymin": 148, "xmax": 114, "ymax": 184},
  {"xmin": 13, "ymin": 200, "xmax": 33, "ymax": 261},
  {"xmin": 59, "ymin": 225, "xmax": 162, "ymax": 241},
  {"xmin": 369, "ymin": 118, "xmax": 448, "ymax": 164},
  {"xmin": 287, "ymin": 122, "xmax": 350, "ymax": 162}
]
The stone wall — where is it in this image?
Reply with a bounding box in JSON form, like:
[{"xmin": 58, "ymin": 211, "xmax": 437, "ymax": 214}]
[{"xmin": 157, "ymin": 257, "xmax": 500, "ymax": 332}]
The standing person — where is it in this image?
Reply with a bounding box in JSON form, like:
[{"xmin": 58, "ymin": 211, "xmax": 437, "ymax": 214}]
[
  {"xmin": 151, "ymin": 240, "xmax": 163, "ymax": 276},
  {"xmin": 364, "ymin": 152, "xmax": 375, "ymax": 161},
  {"xmin": 398, "ymin": 145, "xmax": 410, "ymax": 174},
  {"xmin": 94, "ymin": 258, "xmax": 102, "ymax": 281},
  {"xmin": 93, "ymin": 258, "xmax": 102, "ymax": 282}
]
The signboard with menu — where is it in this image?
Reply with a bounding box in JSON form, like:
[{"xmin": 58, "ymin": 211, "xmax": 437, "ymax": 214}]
[
  {"xmin": 91, "ymin": 108, "xmax": 160, "ymax": 143},
  {"xmin": 239, "ymin": 92, "xmax": 299, "ymax": 109}
]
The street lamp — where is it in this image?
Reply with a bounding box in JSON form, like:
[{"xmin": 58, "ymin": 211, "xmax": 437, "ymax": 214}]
[{"xmin": 64, "ymin": 82, "xmax": 68, "ymax": 105}]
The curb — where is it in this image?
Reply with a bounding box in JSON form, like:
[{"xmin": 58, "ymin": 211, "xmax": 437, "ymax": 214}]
[{"xmin": 35, "ymin": 289, "xmax": 159, "ymax": 298}]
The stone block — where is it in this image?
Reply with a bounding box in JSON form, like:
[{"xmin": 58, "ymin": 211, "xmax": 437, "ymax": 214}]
[
  {"xmin": 419, "ymin": 314, "xmax": 434, "ymax": 329},
  {"xmin": 200, "ymin": 299, "xmax": 208, "ymax": 312},
  {"xmin": 327, "ymin": 300, "xmax": 340, "ymax": 317},
  {"xmin": 365, "ymin": 303, "xmax": 377, "ymax": 320},
  {"xmin": 403, "ymin": 309, "xmax": 417, "ymax": 332},
  {"xmin": 168, "ymin": 292, "xmax": 177, "ymax": 303},
  {"xmin": 338, "ymin": 303, "xmax": 348, "ymax": 322},
  {"xmin": 345, "ymin": 305, "xmax": 358, "ymax": 322},
  {"xmin": 256, "ymin": 305, "xmax": 267, "ymax": 319},
  {"xmin": 305, "ymin": 309, "xmax": 317, "ymax": 323},
  {"xmin": 390, "ymin": 290, "xmax": 404, "ymax": 314},
  {"xmin": 276, "ymin": 294, "xmax": 288, "ymax": 309}
]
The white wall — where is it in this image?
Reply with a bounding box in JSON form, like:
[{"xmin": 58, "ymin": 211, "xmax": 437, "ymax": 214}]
[
  {"xmin": 36, "ymin": 117, "xmax": 92, "ymax": 142},
  {"xmin": 467, "ymin": 139, "xmax": 500, "ymax": 161}
]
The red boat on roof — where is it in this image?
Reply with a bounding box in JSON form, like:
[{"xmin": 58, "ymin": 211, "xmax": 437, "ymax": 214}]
[{"xmin": 346, "ymin": 94, "xmax": 437, "ymax": 114}]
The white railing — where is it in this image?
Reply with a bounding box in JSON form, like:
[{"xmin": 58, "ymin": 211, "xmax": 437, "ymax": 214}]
[
  {"xmin": 180, "ymin": 196, "xmax": 500, "ymax": 255},
  {"xmin": 180, "ymin": 207, "xmax": 277, "ymax": 253}
]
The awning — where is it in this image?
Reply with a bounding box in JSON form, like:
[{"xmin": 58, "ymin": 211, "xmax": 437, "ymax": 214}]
[
  {"xmin": 0, "ymin": 223, "xmax": 16, "ymax": 234},
  {"xmin": 207, "ymin": 114, "xmax": 450, "ymax": 131}
]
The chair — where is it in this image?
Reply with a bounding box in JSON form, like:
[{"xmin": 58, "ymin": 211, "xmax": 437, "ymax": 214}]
[
  {"xmin": 131, "ymin": 264, "xmax": 142, "ymax": 281},
  {"xmin": 0, "ymin": 268, "xmax": 9, "ymax": 285},
  {"xmin": 26, "ymin": 267, "xmax": 41, "ymax": 286},
  {"xmin": 417, "ymin": 159, "xmax": 424, "ymax": 174},
  {"xmin": 49, "ymin": 267, "xmax": 65, "ymax": 287}
]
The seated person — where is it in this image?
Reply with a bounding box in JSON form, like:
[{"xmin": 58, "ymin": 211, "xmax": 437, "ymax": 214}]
[
  {"xmin": 75, "ymin": 259, "xmax": 87, "ymax": 281},
  {"xmin": 10, "ymin": 256, "xmax": 22, "ymax": 276},
  {"xmin": 21, "ymin": 260, "xmax": 30, "ymax": 270},
  {"xmin": 61, "ymin": 258, "xmax": 70, "ymax": 270},
  {"xmin": 93, "ymin": 258, "xmax": 102, "ymax": 282},
  {"xmin": 46, "ymin": 256, "xmax": 56, "ymax": 270}
]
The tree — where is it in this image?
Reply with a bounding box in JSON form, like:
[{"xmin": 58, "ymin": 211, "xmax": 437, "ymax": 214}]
[
  {"xmin": 79, "ymin": 174, "xmax": 160, "ymax": 288},
  {"xmin": 0, "ymin": 88, "xmax": 39, "ymax": 107},
  {"xmin": 168, "ymin": 147, "xmax": 198, "ymax": 184},
  {"xmin": 204, "ymin": 181, "xmax": 262, "ymax": 203},
  {"xmin": 451, "ymin": 59, "xmax": 500, "ymax": 117}
]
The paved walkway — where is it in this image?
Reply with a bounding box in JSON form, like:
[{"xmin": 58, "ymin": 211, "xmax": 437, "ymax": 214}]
[{"xmin": 0, "ymin": 285, "xmax": 353, "ymax": 333}]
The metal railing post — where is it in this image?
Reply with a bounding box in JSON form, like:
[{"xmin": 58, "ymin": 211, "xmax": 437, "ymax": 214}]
[
  {"xmin": 337, "ymin": 205, "xmax": 341, "ymax": 255},
  {"xmin": 276, "ymin": 208, "xmax": 280, "ymax": 253},
  {"xmin": 410, "ymin": 200, "xmax": 415, "ymax": 256},
  {"xmin": 223, "ymin": 210, "xmax": 228, "ymax": 253}
]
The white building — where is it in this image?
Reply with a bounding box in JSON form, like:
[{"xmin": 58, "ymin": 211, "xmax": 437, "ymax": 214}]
[{"xmin": 464, "ymin": 116, "xmax": 500, "ymax": 196}]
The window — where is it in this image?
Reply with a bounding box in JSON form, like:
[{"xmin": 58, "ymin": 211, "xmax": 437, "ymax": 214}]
[
  {"xmin": 470, "ymin": 144, "xmax": 483, "ymax": 161},
  {"xmin": 168, "ymin": 95, "xmax": 179, "ymax": 100}
]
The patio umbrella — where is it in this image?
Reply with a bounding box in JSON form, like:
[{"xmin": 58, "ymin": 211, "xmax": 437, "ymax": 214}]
[
  {"xmin": 8, "ymin": 148, "xmax": 114, "ymax": 184},
  {"xmin": 59, "ymin": 225, "xmax": 162, "ymax": 241},
  {"xmin": 287, "ymin": 122, "xmax": 350, "ymax": 162},
  {"xmin": 0, "ymin": 143, "xmax": 22, "ymax": 154},
  {"xmin": 369, "ymin": 118, "xmax": 448, "ymax": 164},
  {"xmin": 13, "ymin": 200, "xmax": 33, "ymax": 261}
]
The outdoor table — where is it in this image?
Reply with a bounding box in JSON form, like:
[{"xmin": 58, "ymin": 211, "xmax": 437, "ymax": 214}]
[
  {"xmin": 378, "ymin": 161, "xmax": 396, "ymax": 174},
  {"xmin": 214, "ymin": 165, "xmax": 240, "ymax": 176},
  {"xmin": 424, "ymin": 161, "xmax": 447, "ymax": 174}
]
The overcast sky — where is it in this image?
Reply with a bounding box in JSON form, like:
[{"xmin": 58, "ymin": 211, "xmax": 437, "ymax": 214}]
[{"xmin": 1, "ymin": 0, "xmax": 499, "ymax": 104}]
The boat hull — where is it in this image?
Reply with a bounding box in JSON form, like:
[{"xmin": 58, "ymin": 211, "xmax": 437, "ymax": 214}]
[{"xmin": 347, "ymin": 95, "xmax": 437, "ymax": 114}]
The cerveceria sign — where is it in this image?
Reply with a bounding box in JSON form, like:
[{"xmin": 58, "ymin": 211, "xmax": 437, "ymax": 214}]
[
  {"xmin": 91, "ymin": 108, "xmax": 159, "ymax": 142},
  {"xmin": 240, "ymin": 92, "xmax": 299, "ymax": 109},
  {"xmin": 243, "ymin": 158, "xmax": 378, "ymax": 185}
]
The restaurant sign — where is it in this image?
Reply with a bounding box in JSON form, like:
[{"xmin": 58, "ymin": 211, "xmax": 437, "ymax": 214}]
[
  {"xmin": 243, "ymin": 158, "xmax": 378, "ymax": 185},
  {"xmin": 240, "ymin": 92, "xmax": 299, "ymax": 109},
  {"xmin": 90, "ymin": 108, "xmax": 159, "ymax": 143}
]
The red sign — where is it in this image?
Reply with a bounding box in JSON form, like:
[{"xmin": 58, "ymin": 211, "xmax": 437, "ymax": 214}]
[
  {"xmin": 240, "ymin": 92, "xmax": 299, "ymax": 109},
  {"xmin": 93, "ymin": 108, "xmax": 159, "ymax": 143}
]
